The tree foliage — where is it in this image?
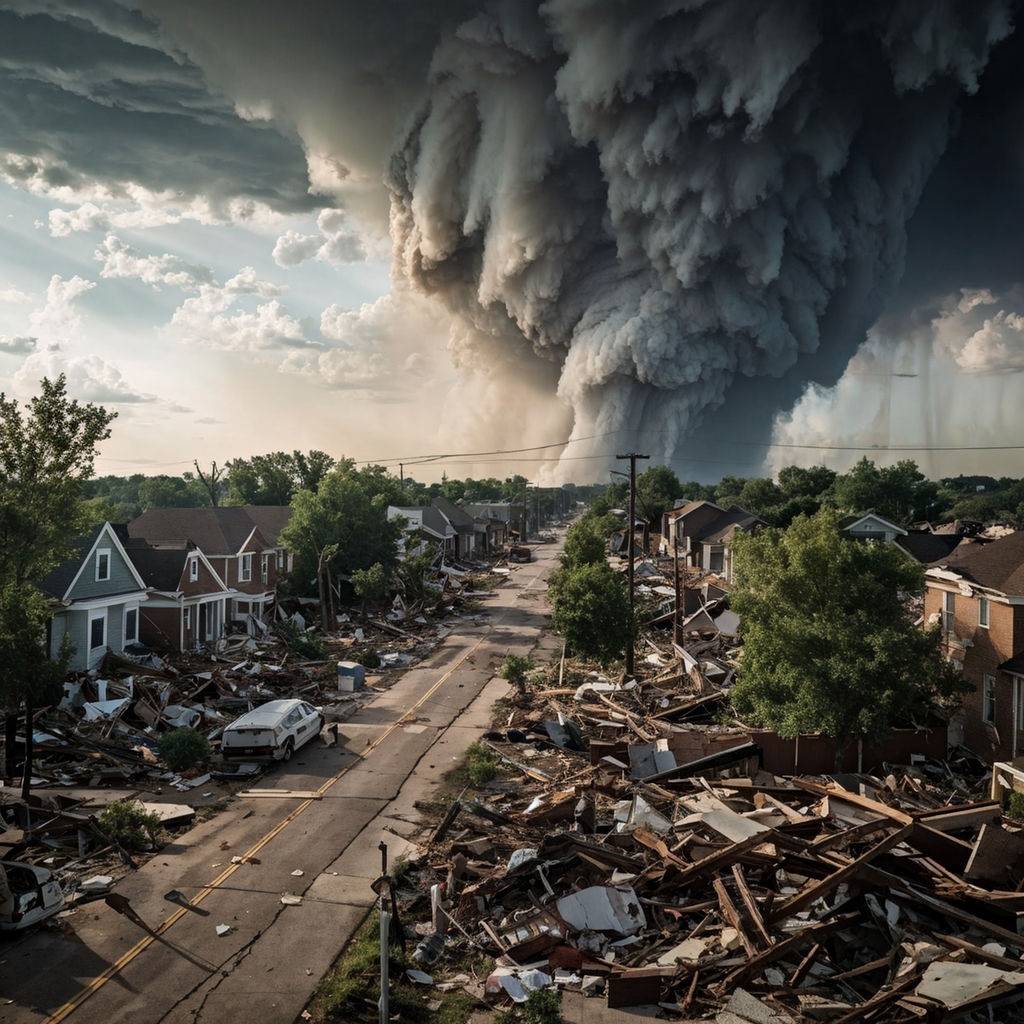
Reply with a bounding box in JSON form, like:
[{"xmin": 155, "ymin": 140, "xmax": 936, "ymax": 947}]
[
  {"xmin": 281, "ymin": 467, "xmax": 403, "ymax": 595},
  {"xmin": 549, "ymin": 562, "xmax": 633, "ymax": 665},
  {"xmin": 730, "ymin": 508, "xmax": 968, "ymax": 758},
  {"xmin": 352, "ymin": 562, "xmax": 390, "ymax": 606},
  {"xmin": 0, "ymin": 583, "xmax": 67, "ymax": 712},
  {"xmin": 560, "ymin": 518, "xmax": 607, "ymax": 568},
  {"xmin": 634, "ymin": 465, "xmax": 682, "ymax": 527},
  {"xmin": 0, "ymin": 375, "xmax": 116, "ymax": 586},
  {"xmin": 225, "ymin": 450, "xmax": 336, "ymax": 506}
]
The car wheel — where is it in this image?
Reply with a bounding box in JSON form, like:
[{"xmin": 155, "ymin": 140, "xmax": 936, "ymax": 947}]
[{"xmin": 282, "ymin": 738, "xmax": 295, "ymax": 762}]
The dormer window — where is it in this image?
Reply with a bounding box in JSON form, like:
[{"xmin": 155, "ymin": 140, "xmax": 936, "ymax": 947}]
[{"xmin": 95, "ymin": 548, "xmax": 110, "ymax": 582}]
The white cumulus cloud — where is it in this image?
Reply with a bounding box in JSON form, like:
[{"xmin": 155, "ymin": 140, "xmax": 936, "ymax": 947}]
[{"xmin": 272, "ymin": 207, "xmax": 364, "ymax": 267}]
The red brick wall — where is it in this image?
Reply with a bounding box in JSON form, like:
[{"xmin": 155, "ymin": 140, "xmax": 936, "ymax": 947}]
[
  {"xmin": 179, "ymin": 555, "xmax": 226, "ymax": 597},
  {"xmin": 219, "ymin": 539, "xmax": 277, "ymax": 596},
  {"xmin": 925, "ymin": 583, "xmax": 1018, "ymax": 760}
]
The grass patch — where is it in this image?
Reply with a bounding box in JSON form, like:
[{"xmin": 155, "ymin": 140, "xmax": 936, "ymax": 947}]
[
  {"xmin": 465, "ymin": 741, "xmax": 500, "ymax": 787},
  {"xmin": 313, "ymin": 911, "xmax": 480, "ymax": 1024},
  {"xmin": 496, "ymin": 989, "xmax": 564, "ymax": 1024}
]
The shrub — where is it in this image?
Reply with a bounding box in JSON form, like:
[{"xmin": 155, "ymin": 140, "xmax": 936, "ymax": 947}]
[
  {"xmin": 274, "ymin": 619, "xmax": 327, "ymax": 659},
  {"xmin": 97, "ymin": 800, "xmax": 162, "ymax": 851},
  {"xmin": 157, "ymin": 727, "xmax": 211, "ymax": 771},
  {"xmin": 499, "ymin": 654, "xmax": 533, "ymax": 697},
  {"xmin": 465, "ymin": 741, "xmax": 499, "ymax": 786},
  {"xmin": 354, "ymin": 648, "xmax": 381, "ymax": 669},
  {"xmin": 352, "ymin": 562, "xmax": 390, "ymax": 606},
  {"xmin": 1006, "ymin": 791, "xmax": 1024, "ymax": 821},
  {"xmin": 560, "ymin": 520, "xmax": 606, "ymax": 568},
  {"xmin": 549, "ymin": 562, "xmax": 633, "ymax": 665}
]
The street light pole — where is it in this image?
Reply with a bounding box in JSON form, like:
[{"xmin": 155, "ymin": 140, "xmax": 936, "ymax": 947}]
[{"xmin": 616, "ymin": 452, "xmax": 649, "ymax": 676}]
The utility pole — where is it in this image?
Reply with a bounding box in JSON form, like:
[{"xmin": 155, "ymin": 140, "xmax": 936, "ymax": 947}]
[
  {"xmin": 673, "ymin": 528, "xmax": 681, "ymax": 648},
  {"xmin": 616, "ymin": 452, "xmax": 649, "ymax": 676},
  {"xmin": 399, "ymin": 463, "xmax": 404, "ymax": 501},
  {"xmin": 377, "ymin": 842, "xmax": 390, "ymax": 1024}
]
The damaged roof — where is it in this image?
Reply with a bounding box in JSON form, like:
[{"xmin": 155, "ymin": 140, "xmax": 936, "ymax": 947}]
[
  {"xmin": 128, "ymin": 507, "xmax": 271, "ymax": 555},
  {"xmin": 896, "ymin": 531, "xmax": 967, "ymax": 564},
  {"xmin": 928, "ymin": 529, "xmax": 1024, "ymax": 595}
]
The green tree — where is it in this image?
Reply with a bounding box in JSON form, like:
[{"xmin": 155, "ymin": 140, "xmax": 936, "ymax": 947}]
[
  {"xmin": 777, "ymin": 465, "xmax": 837, "ymax": 499},
  {"xmin": 634, "ymin": 465, "xmax": 682, "ymax": 527},
  {"xmin": 139, "ymin": 474, "xmax": 209, "ymax": 510},
  {"xmin": 281, "ymin": 468, "xmax": 404, "ymax": 621},
  {"xmin": 352, "ymin": 562, "xmax": 390, "ymax": 609},
  {"xmin": 0, "ymin": 583, "xmax": 68, "ymax": 796},
  {"xmin": 0, "ymin": 375, "xmax": 116, "ymax": 586},
  {"xmin": 730, "ymin": 508, "xmax": 968, "ymax": 766},
  {"xmin": 549, "ymin": 562, "xmax": 634, "ymax": 665},
  {"xmin": 737, "ymin": 477, "xmax": 783, "ymax": 513},
  {"xmin": 561, "ymin": 519, "xmax": 606, "ymax": 568},
  {"xmin": 292, "ymin": 450, "xmax": 335, "ymax": 492},
  {"xmin": 225, "ymin": 452, "xmax": 297, "ymax": 505}
]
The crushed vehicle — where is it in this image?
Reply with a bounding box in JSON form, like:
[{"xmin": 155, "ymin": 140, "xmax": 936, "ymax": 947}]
[
  {"xmin": 0, "ymin": 861, "xmax": 65, "ymax": 932},
  {"xmin": 220, "ymin": 699, "xmax": 323, "ymax": 762},
  {"xmin": 508, "ymin": 545, "xmax": 532, "ymax": 563}
]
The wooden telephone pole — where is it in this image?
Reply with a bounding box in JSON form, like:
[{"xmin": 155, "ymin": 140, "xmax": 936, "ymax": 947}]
[
  {"xmin": 673, "ymin": 528, "xmax": 682, "ymax": 647},
  {"xmin": 616, "ymin": 451, "xmax": 649, "ymax": 675}
]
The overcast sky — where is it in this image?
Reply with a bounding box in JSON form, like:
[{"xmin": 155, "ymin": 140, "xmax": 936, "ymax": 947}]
[{"xmin": 2, "ymin": 2, "xmax": 1023, "ymax": 483}]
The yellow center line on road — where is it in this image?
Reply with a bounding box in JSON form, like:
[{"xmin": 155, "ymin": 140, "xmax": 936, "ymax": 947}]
[{"xmin": 41, "ymin": 561, "xmax": 550, "ymax": 1024}]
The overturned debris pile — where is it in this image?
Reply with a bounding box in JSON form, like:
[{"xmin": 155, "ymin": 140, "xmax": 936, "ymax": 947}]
[{"xmin": 408, "ymin": 718, "xmax": 1024, "ymax": 1020}]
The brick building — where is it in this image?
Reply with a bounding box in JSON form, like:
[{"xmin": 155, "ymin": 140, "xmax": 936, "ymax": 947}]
[{"xmin": 925, "ymin": 532, "xmax": 1024, "ymax": 761}]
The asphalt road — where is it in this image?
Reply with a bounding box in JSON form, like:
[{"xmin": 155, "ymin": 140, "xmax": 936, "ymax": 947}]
[{"xmin": 0, "ymin": 531, "xmax": 564, "ymax": 1024}]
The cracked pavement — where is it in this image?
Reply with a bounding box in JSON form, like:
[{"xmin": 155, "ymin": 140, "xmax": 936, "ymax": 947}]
[{"xmin": 0, "ymin": 533, "xmax": 563, "ymax": 1024}]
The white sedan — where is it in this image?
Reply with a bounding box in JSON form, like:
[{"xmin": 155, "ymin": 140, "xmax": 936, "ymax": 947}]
[
  {"xmin": 0, "ymin": 861, "xmax": 65, "ymax": 932},
  {"xmin": 220, "ymin": 699, "xmax": 323, "ymax": 762}
]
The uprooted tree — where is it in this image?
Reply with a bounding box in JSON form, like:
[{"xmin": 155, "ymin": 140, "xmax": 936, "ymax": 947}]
[
  {"xmin": 730, "ymin": 507, "xmax": 968, "ymax": 767},
  {"xmin": 0, "ymin": 376, "xmax": 115, "ymax": 794}
]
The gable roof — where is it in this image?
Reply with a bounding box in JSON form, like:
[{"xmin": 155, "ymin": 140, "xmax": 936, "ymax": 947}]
[
  {"xmin": 129, "ymin": 507, "xmax": 272, "ymax": 555},
  {"xmin": 927, "ymin": 530, "xmax": 1024, "ymax": 595},
  {"xmin": 241, "ymin": 505, "xmax": 291, "ymax": 546},
  {"xmin": 38, "ymin": 522, "xmax": 148, "ymax": 601},
  {"xmin": 390, "ymin": 505, "xmax": 453, "ymax": 539},
  {"xmin": 37, "ymin": 525, "xmax": 105, "ymax": 600},
  {"xmin": 895, "ymin": 531, "xmax": 965, "ymax": 565},
  {"xmin": 431, "ymin": 496, "xmax": 475, "ymax": 533},
  {"xmin": 839, "ymin": 512, "xmax": 907, "ymax": 536},
  {"xmin": 692, "ymin": 507, "xmax": 763, "ymax": 544},
  {"xmin": 666, "ymin": 499, "xmax": 722, "ymax": 523}
]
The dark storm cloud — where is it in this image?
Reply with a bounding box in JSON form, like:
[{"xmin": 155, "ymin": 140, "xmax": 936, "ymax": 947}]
[{"xmin": 0, "ymin": 2, "xmax": 315, "ymax": 213}]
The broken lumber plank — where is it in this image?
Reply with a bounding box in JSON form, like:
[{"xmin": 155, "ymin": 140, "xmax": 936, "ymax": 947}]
[
  {"xmin": 731, "ymin": 864, "xmax": 773, "ymax": 947},
  {"xmin": 768, "ymin": 823, "xmax": 911, "ymax": 923},
  {"xmin": 830, "ymin": 971, "xmax": 921, "ymax": 1024},
  {"xmin": 787, "ymin": 942, "xmax": 822, "ymax": 987},
  {"xmin": 712, "ymin": 876, "xmax": 758, "ymax": 956},
  {"xmin": 908, "ymin": 820, "xmax": 974, "ymax": 872},
  {"xmin": 793, "ymin": 779, "xmax": 913, "ymax": 824},
  {"xmin": 717, "ymin": 913, "xmax": 860, "ymax": 990},
  {"xmin": 916, "ymin": 801, "xmax": 1001, "ymax": 832},
  {"xmin": 673, "ymin": 831, "xmax": 778, "ymax": 887},
  {"xmin": 934, "ymin": 933, "xmax": 1024, "ymax": 970}
]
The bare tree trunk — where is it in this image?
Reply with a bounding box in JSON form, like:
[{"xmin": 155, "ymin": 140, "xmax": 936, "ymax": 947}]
[
  {"xmin": 20, "ymin": 700, "xmax": 33, "ymax": 802},
  {"xmin": 193, "ymin": 460, "xmax": 223, "ymax": 507},
  {"xmin": 4, "ymin": 712, "xmax": 18, "ymax": 781}
]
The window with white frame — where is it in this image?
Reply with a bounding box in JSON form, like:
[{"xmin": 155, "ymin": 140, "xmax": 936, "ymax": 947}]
[
  {"xmin": 979, "ymin": 596, "xmax": 990, "ymax": 628},
  {"xmin": 89, "ymin": 611, "xmax": 106, "ymax": 651},
  {"xmin": 276, "ymin": 549, "xmax": 285, "ymax": 570},
  {"xmin": 239, "ymin": 552, "xmax": 253, "ymax": 582},
  {"xmin": 124, "ymin": 605, "xmax": 138, "ymax": 644},
  {"xmin": 95, "ymin": 548, "xmax": 111, "ymax": 582},
  {"xmin": 189, "ymin": 556, "xmax": 199, "ymax": 582},
  {"xmin": 184, "ymin": 606, "xmax": 191, "ymax": 630},
  {"xmin": 261, "ymin": 553, "xmax": 269, "ymax": 584},
  {"xmin": 942, "ymin": 591, "xmax": 956, "ymax": 635},
  {"xmin": 984, "ymin": 674, "xmax": 996, "ymax": 724}
]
